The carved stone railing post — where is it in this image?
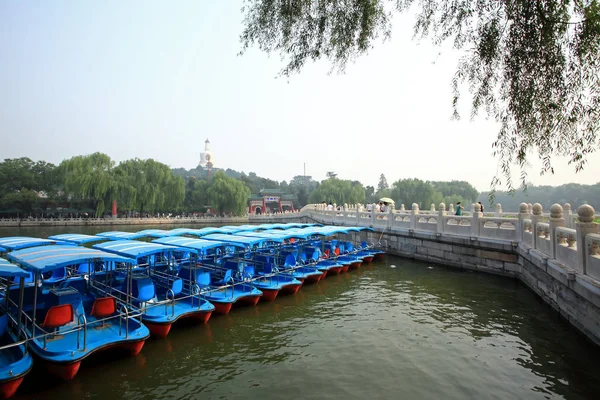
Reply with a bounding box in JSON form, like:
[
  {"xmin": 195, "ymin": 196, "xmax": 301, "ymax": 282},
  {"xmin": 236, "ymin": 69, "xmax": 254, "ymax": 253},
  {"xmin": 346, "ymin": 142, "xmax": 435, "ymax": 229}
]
[
  {"xmin": 437, "ymin": 203, "xmax": 446, "ymax": 233},
  {"xmin": 531, "ymin": 203, "xmax": 543, "ymax": 249},
  {"xmin": 371, "ymin": 204, "xmax": 376, "ymax": 226},
  {"xmin": 410, "ymin": 203, "xmax": 419, "ymax": 230},
  {"xmin": 388, "ymin": 207, "xmax": 394, "ymax": 229},
  {"xmin": 356, "ymin": 206, "xmax": 360, "ymax": 225},
  {"xmin": 430, "ymin": 204, "xmax": 436, "ymax": 212},
  {"xmin": 472, "ymin": 202, "xmax": 482, "ymax": 237},
  {"xmin": 400, "ymin": 204, "xmax": 405, "ymax": 211},
  {"xmin": 496, "ymin": 203, "xmax": 503, "ymax": 217},
  {"xmin": 564, "ymin": 203, "xmax": 573, "ymax": 228},
  {"xmin": 549, "ymin": 204, "xmax": 565, "ymax": 259},
  {"xmin": 449, "ymin": 204, "xmax": 454, "ymax": 215},
  {"xmin": 517, "ymin": 202, "xmax": 529, "ymax": 242},
  {"xmin": 576, "ymin": 204, "xmax": 598, "ymax": 274}
]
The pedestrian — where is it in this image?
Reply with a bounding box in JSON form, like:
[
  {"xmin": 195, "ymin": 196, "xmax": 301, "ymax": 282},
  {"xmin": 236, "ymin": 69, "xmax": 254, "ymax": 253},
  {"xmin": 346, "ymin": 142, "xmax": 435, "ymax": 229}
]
[
  {"xmin": 455, "ymin": 202, "xmax": 464, "ymax": 216},
  {"xmin": 478, "ymin": 201, "xmax": 484, "ymax": 214}
]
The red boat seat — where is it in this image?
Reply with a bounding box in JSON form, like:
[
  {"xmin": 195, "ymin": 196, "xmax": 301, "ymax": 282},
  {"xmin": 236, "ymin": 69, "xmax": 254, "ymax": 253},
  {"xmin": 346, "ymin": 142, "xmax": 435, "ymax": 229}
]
[
  {"xmin": 41, "ymin": 304, "xmax": 74, "ymax": 329},
  {"xmin": 91, "ymin": 297, "xmax": 116, "ymax": 319},
  {"xmin": 334, "ymin": 248, "xmax": 340, "ymax": 256}
]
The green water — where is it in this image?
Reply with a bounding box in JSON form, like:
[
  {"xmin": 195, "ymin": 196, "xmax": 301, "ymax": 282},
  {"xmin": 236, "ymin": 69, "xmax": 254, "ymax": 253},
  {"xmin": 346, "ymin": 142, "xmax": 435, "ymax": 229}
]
[{"xmin": 3, "ymin": 226, "xmax": 600, "ymax": 399}]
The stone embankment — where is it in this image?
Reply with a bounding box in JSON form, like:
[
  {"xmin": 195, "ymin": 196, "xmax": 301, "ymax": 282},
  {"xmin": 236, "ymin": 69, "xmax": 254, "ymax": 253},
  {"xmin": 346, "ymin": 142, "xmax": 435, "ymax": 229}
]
[{"xmin": 254, "ymin": 202, "xmax": 600, "ymax": 346}]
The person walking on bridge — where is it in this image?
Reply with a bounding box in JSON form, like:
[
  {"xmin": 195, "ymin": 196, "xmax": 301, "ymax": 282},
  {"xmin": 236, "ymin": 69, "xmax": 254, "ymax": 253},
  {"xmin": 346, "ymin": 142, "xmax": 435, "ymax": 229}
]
[{"xmin": 455, "ymin": 202, "xmax": 464, "ymax": 216}]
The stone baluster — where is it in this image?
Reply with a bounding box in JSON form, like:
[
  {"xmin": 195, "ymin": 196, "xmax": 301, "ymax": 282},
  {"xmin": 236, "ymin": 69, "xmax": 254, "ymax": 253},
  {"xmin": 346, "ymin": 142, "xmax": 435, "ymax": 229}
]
[
  {"xmin": 472, "ymin": 202, "xmax": 482, "ymax": 237},
  {"xmin": 437, "ymin": 203, "xmax": 446, "ymax": 233},
  {"xmin": 564, "ymin": 203, "xmax": 573, "ymax": 228},
  {"xmin": 496, "ymin": 203, "xmax": 503, "ymax": 217},
  {"xmin": 471, "ymin": 203, "xmax": 476, "ymax": 213},
  {"xmin": 528, "ymin": 203, "xmax": 533, "ymax": 215},
  {"xmin": 343, "ymin": 204, "xmax": 348, "ymax": 223},
  {"xmin": 371, "ymin": 204, "xmax": 376, "ymax": 226},
  {"xmin": 576, "ymin": 204, "xmax": 598, "ymax": 274},
  {"xmin": 430, "ymin": 204, "xmax": 436, "ymax": 212},
  {"xmin": 388, "ymin": 206, "xmax": 394, "ymax": 229},
  {"xmin": 410, "ymin": 203, "xmax": 419, "ymax": 230},
  {"xmin": 449, "ymin": 204, "xmax": 454, "ymax": 215},
  {"xmin": 517, "ymin": 202, "xmax": 529, "ymax": 242},
  {"xmin": 400, "ymin": 204, "xmax": 405, "ymax": 211},
  {"xmin": 549, "ymin": 204, "xmax": 565, "ymax": 259},
  {"xmin": 531, "ymin": 203, "xmax": 543, "ymax": 249},
  {"xmin": 356, "ymin": 205, "xmax": 360, "ymax": 225}
]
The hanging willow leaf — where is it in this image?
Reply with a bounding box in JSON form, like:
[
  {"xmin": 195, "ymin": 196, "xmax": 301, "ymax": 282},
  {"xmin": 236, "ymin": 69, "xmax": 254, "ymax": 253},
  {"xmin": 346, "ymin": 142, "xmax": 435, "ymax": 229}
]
[{"xmin": 240, "ymin": 0, "xmax": 600, "ymax": 191}]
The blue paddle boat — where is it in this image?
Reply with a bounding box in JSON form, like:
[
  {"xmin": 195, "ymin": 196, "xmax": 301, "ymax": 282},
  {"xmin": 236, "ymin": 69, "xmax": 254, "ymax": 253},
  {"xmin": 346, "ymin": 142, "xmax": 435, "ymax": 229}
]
[
  {"xmin": 152, "ymin": 237, "xmax": 263, "ymax": 314},
  {"xmin": 7, "ymin": 246, "xmax": 149, "ymax": 380},
  {"xmin": 92, "ymin": 240, "xmax": 215, "ymax": 337},
  {"xmin": 0, "ymin": 258, "xmax": 33, "ymax": 399}
]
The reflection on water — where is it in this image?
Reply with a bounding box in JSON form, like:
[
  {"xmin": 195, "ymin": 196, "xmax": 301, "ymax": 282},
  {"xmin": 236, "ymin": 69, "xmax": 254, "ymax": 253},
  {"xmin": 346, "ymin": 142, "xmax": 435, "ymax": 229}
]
[{"xmin": 3, "ymin": 224, "xmax": 600, "ymax": 399}]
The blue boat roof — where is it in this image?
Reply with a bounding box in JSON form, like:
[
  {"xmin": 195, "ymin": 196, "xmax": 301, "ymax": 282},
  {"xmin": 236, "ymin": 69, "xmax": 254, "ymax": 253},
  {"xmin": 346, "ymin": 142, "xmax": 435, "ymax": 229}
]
[
  {"xmin": 0, "ymin": 236, "xmax": 72, "ymax": 251},
  {"xmin": 47, "ymin": 233, "xmax": 107, "ymax": 244},
  {"xmin": 93, "ymin": 240, "xmax": 182, "ymax": 259},
  {"xmin": 184, "ymin": 227, "xmax": 232, "ymax": 237},
  {"xmin": 237, "ymin": 230, "xmax": 314, "ymax": 241},
  {"xmin": 96, "ymin": 231, "xmax": 147, "ymax": 240},
  {"xmin": 134, "ymin": 229, "xmax": 180, "ymax": 238},
  {"xmin": 152, "ymin": 237, "xmax": 225, "ymax": 254},
  {"xmin": 202, "ymin": 233, "xmax": 284, "ymax": 247},
  {"xmin": 7, "ymin": 245, "xmax": 133, "ymax": 273},
  {"xmin": 0, "ymin": 257, "xmax": 29, "ymax": 278},
  {"xmin": 216, "ymin": 226, "xmax": 246, "ymax": 233}
]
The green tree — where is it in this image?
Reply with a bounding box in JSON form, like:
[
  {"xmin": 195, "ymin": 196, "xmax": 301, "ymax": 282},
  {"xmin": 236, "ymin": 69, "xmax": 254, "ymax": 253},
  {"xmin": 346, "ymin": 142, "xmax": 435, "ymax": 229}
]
[
  {"xmin": 377, "ymin": 174, "xmax": 389, "ymax": 193},
  {"xmin": 308, "ymin": 178, "xmax": 366, "ymax": 204},
  {"xmin": 207, "ymin": 171, "xmax": 251, "ymax": 216},
  {"xmin": 240, "ymin": 0, "xmax": 600, "ymax": 191},
  {"xmin": 60, "ymin": 153, "xmax": 115, "ymax": 217},
  {"xmin": 390, "ymin": 178, "xmax": 443, "ymax": 210}
]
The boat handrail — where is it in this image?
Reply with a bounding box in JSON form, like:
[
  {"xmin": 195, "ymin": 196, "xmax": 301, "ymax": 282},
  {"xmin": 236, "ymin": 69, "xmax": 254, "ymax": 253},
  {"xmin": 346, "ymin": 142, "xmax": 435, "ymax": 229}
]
[
  {"xmin": 119, "ymin": 304, "xmax": 129, "ymax": 338},
  {"xmin": 165, "ymin": 288, "xmax": 176, "ymax": 317},
  {"xmin": 76, "ymin": 313, "xmax": 87, "ymax": 351}
]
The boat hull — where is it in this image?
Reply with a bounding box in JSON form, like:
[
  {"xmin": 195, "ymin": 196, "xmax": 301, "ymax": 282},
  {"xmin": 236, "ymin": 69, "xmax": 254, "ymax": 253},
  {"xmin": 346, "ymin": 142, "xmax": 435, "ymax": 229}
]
[
  {"xmin": 145, "ymin": 322, "xmax": 173, "ymax": 338},
  {"xmin": 258, "ymin": 289, "xmax": 279, "ymax": 302},
  {"xmin": 349, "ymin": 261, "xmax": 362, "ymax": 270},
  {"xmin": 38, "ymin": 337, "xmax": 147, "ymax": 380},
  {"xmin": 362, "ymin": 255, "xmax": 374, "ymax": 263},
  {"xmin": 340, "ymin": 264, "xmax": 350, "ymax": 273},
  {"xmin": 280, "ymin": 283, "xmax": 301, "ymax": 295},
  {"xmin": 374, "ymin": 253, "xmax": 386, "ymax": 260},
  {"xmin": 212, "ymin": 302, "xmax": 233, "ymax": 315},
  {"xmin": 304, "ymin": 273, "xmax": 323, "ymax": 284},
  {"xmin": 0, "ymin": 375, "xmax": 27, "ymax": 399},
  {"xmin": 327, "ymin": 266, "xmax": 342, "ymax": 275},
  {"xmin": 236, "ymin": 295, "xmax": 261, "ymax": 307}
]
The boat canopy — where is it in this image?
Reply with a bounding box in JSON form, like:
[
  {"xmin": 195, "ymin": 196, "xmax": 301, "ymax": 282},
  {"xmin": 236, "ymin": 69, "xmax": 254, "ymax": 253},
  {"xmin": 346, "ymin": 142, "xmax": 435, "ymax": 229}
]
[
  {"xmin": 184, "ymin": 227, "xmax": 232, "ymax": 237},
  {"xmin": 7, "ymin": 245, "xmax": 132, "ymax": 273},
  {"xmin": 48, "ymin": 233, "xmax": 107, "ymax": 245},
  {"xmin": 202, "ymin": 233, "xmax": 284, "ymax": 248},
  {"xmin": 0, "ymin": 236, "xmax": 72, "ymax": 251},
  {"xmin": 93, "ymin": 240, "xmax": 183, "ymax": 259},
  {"xmin": 134, "ymin": 229, "xmax": 180, "ymax": 238},
  {"xmin": 163, "ymin": 228, "xmax": 206, "ymax": 237},
  {"xmin": 96, "ymin": 231, "xmax": 147, "ymax": 240},
  {"xmin": 237, "ymin": 230, "xmax": 315, "ymax": 241},
  {"xmin": 229, "ymin": 225, "xmax": 262, "ymax": 232},
  {"xmin": 216, "ymin": 226, "xmax": 246, "ymax": 234},
  {"xmin": 152, "ymin": 237, "xmax": 225, "ymax": 256},
  {"xmin": 0, "ymin": 257, "xmax": 29, "ymax": 278}
]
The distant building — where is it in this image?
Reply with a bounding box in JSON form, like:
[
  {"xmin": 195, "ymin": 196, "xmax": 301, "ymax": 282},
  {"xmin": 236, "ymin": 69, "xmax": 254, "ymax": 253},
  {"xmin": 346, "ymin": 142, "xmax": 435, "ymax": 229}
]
[
  {"xmin": 199, "ymin": 138, "xmax": 214, "ymax": 168},
  {"xmin": 249, "ymin": 189, "xmax": 296, "ymax": 214}
]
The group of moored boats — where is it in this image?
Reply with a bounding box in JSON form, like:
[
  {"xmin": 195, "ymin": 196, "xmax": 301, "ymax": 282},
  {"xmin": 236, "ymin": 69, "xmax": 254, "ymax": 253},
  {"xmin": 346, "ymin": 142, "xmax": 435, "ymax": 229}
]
[{"xmin": 0, "ymin": 223, "xmax": 384, "ymax": 398}]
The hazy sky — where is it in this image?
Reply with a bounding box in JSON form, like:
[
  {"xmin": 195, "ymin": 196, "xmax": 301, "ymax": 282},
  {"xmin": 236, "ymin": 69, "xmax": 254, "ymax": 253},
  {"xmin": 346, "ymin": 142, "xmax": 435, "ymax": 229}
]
[{"xmin": 1, "ymin": 1, "xmax": 598, "ymax": 191}]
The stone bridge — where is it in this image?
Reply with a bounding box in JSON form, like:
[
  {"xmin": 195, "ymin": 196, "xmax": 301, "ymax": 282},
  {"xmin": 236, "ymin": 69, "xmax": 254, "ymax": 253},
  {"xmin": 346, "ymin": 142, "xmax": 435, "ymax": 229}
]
[{"xmin": 252, "ymin": 202, "xmax": 600, "ymax": 346}]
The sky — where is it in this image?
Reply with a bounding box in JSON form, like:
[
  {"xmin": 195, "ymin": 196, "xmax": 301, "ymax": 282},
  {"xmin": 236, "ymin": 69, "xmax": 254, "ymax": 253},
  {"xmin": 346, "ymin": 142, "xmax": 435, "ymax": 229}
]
[{"xmin": 1, "ymin": 1, "xmax": 599, "ymax": 192}]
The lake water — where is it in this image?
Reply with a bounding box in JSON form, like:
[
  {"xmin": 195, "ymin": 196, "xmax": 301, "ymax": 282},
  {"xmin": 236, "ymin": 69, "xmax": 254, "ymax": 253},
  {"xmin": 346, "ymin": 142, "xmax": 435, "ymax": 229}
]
[{"xmin": 2, "ymin": 226, "xmax": 600, "ymax": 399}]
